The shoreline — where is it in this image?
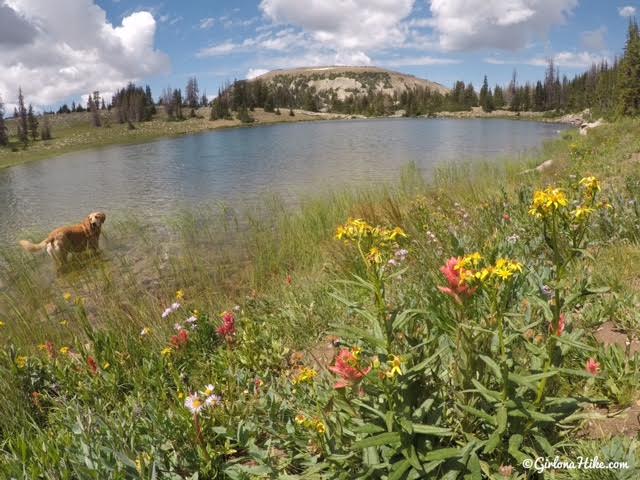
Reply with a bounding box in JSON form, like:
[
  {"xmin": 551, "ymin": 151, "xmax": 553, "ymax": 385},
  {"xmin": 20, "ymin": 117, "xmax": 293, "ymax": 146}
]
[{"xmin": 0, "ymin": 107, "xmax": 582, "ymax": 171}]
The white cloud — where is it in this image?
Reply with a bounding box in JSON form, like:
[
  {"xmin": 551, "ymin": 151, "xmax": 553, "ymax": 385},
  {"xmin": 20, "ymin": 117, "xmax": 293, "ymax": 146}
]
[
  {"xmin": 529, "ymin": 51, "xmax": 609, "ymax": 68},
  {"xmin": 246, "ymin": 68, "xmax": 269, "ymax": 80},
  {"xmin": 619, "ymin": 6, "xmax": 636, "ymax": 17},
  {"xmin": 196, "ymin": 29, "xmax": 308, "ymax": 57},
  {"xmin": 429, "ymin": 0, "xmax": 578, "ymax": 51},
  {"xmin": 0, "ymin": 0, "xmax": 169, "ymax": 107},
  {"xmin": 581, "ymin": 27, "xmax": 606, "ymax": 51},
  {"xmin": 259, "ymin": 0, "xmax": 414, "ymax": 51},
  {"xmin": 199, "ymin": 17, "xmax": 215, "ymax": 29},
  {"xmin": 381, "ymin": 56, "xmax": 460, "ymax": 67}
]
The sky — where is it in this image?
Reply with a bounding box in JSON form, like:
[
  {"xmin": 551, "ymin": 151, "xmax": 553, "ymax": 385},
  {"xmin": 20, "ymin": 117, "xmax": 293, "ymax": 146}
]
[{"xmin": 0, "ymin": 0, "xmax": 637, "ymax": 110}]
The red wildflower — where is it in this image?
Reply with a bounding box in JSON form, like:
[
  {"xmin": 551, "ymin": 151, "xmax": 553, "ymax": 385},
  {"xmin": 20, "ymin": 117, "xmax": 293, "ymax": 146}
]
[
  {"xmin": 503, "ymin": 213, "xmax": 511, "ymax": 222},
  {"xmin": 586, "ymin": 357, "xmax": 601, "ymax": 376},
  {"xmin": 437, "ymin": 257, "xmax": 476, "ymax": 304},
  {"xmin": 548, "ymin": 314, "xmax": 566, "ymax": 336},
  {"xmin": 87, "ymin": 356, "xmax": 98, "ymax": 375},
  {"xmin": 44, "ymin": 341, "xmax": 56, "ymax": 359},
  {"xmin": 286, "ymin": 274, "xmax": 293, "ymax": 286},
  {"xmin": 328, "ymin": 349, "xmax": 371, "ymax": 389},
  {"xmin": 217, "ymin": 311, "xmax": 236, "ymax": 337},
  {"xmin": 170, "ymin": 329, "xmax": 189, "ymax": 348}
]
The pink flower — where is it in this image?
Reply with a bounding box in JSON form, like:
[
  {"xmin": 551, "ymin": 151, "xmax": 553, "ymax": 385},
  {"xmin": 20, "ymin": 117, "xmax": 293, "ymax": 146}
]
[
  {"xmin": 438, "ymin": 257, "xmax": 475, "ymax": 304},
  {"xmin": 217, "ymin": 311, "xmax": 236, "ymax": 337},
  {"xmin": 503, "ymin": 213, "xmax": 511, "ymax": 222},
  {"xmin": 586, "ymin": 358, "xmax": 600, "ymax": 376},
  {"xmin": 328, "ymin": 349, "xmax": 371, "ymax": 389},
  {"xmin": 548, "ymin": 314, "xmax": 566, "ymax": 336}
]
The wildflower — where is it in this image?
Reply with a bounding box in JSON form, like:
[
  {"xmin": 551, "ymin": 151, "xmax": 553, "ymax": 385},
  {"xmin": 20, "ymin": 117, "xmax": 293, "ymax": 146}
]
[
  {"xmin": 175, "ymin": 289, "xmax": 185, "ymax": 300},
  {"xmin": 87, "ymin": 356, "xmax": 98, "ymax": 375},
  {"xmin": 548, "ymin": 314, "xmax": 566, "ymax": 336},
  {"xmin": 59, "ymin": 320, "xmax": 68, "ymax": 326},
  {"xmin": 293, "ymin": 367, "xmax": 318, "ymax": 385},
  {"xmin": 140, "ymin": 327, "xmax": 152, "ymax": 337},
  {"xmin": 499, "ymin": 465, "xmax": 513, "ymax": 477},
  {"xmin": 314, "ymin": 419, "xmax": 326, "ymax": 434},
  {"xmin": 528, "ymin": 187, "xmax": 568, "ymax": 218},
  {"xmin": 63, "ymin": 292, "xmax": 72, "ymax": 302},
  {"xmin": 286, "ymin": 274, "xmax": 293, "ymax": 285},
  {"xmin": 202, "ymin": 384, "xmax": 216, "ymax": 397},
  {"xmin": 0, "ymin": 321, "xmax": 5, "ymax": 328},
  {"xmin": 295, "ymin": 413, "xmax": 307, "ymax": 425},
  {"xmin": 103, "ymin": 362, "xmax": 110, "ymax": 369},
  {"xmin": 59, "ymin": 346, "xmax": 70, "ymax": 356},
  {"xmin": 184, "ymin": 393, "xmax": 205, "ymax": 414},
  {"xmin": 186, "ymin": 316, "xmax": 197, "ymax": 325},
  {"xmin": 170, "ymin": 329, "xmax": 189, "ymax": 348},
  {"xmin": 572, "ymin": 206, "xmax": 595, "ymax": 221},
  {"xmin": 541, "ymin": 285, "xmax": 554, "ymax": 300},
  {"xmin": 438, "ymin": 257, "xmax": 476, "ymax": 304},
  {"xmin": 502, "ymin": 213, "xmax": 511, "ymax": 222},
  {"xmin": 456, "ymin": 252, "xmax": 482, "ymax": 270},
  {"xmin": 162, "ymin": 302, "xmax": 181, "ymax": 319},
  {"xmin": 506, "ymin": 234, "xmax": 520, "ymax": 244},
  {"xmin": 366, "ymin": 247, "xmax": 383, "ymax": 264},
  {"xmin": 173, "ymin": 322, "xmax": 183, "ymax": 331},
  {"xmin": 233, "ymin": 305, "xmax": 241, "ymax": 312},
  {"xmin": 586, "ymin": 358, "xmax": 601, "ymax": 376},
  {"xmin": 329, "ymin": 348, "xmax": 371, "ymax": 389},
  {"xmin": 16, "ymin": 356, "xmax": 27, "ymax": 368},
  {"xmin": 160, "ymin": 347, "xmax": 173, "ymax": 357},
  {"xmin": 386, "ymin": 355, "xmax": 403, "ymax": 379},
  {"xmin": 255, "ymin": 378, "xmax": 264, "ymax": 392},
  {"xmin": 491, "ymin": 258, "xmax": 523, "ymax": 281},
  {"xmin": 579, "ymin": 176, "xmax": 600, "ymax": 195},
  {"xmin": 217, "ymin": 311, "xmax": 236, "ymax": 337}
]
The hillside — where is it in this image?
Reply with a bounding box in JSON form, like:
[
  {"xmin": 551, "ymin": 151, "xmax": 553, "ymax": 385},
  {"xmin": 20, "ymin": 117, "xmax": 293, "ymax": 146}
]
[{"xmin": 253, "ymin": 66, "xmax": 449, "ymax": 101}]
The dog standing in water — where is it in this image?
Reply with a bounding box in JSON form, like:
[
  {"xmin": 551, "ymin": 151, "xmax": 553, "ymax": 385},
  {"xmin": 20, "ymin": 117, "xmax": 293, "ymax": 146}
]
[{"xmin": 19, "ymin": 212, "xmax": 106, "ymax": 267}]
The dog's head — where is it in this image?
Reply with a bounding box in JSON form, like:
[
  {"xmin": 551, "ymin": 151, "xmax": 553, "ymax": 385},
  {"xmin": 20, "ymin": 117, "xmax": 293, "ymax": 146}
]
[{"xmin": 87, "ymin": 212, "xmax": 106, "ymax": 232}]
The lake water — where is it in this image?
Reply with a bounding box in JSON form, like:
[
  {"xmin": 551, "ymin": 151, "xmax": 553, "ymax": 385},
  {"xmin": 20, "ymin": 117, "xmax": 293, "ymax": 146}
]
[{"xmin": 0, "ymin": 118, "xmax": 565, "ymax": 244}]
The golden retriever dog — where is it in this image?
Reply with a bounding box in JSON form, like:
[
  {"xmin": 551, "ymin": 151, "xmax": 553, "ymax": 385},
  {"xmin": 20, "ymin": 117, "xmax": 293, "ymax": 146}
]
[{"xmin": 19, "ymin": 212, "xmax": 106, "ymax": 266}]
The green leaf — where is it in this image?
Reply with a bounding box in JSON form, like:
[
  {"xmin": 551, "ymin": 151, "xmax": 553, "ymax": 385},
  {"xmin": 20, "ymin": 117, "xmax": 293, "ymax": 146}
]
[
  {"xmin": 423, "ymin": 448, "xmax": 463, "ymax": 462},
  {"xmin": 353, "ymin": 432, "xmax": 401, "ymax": 449},
  {"xmin": 411, "ymin": 424, "xmax": 453, "ymax": 436},
  {"xmin": 388, "ymin": 459, "xmax": 412, "ymax": 480},
  {"xmin": 479, "ymin": 355, "xmax": 503, "ymax": 381},
  {"xmin": 508, "ymin": 434, "xmax": 528, "ymax": 464},
  {"xmin": 483, "ymin": 405, "xmax": 507, "ymax": 454},
  {"xmin": 353, "ymin": 424, "xmax": 386, "ymax": 434},
  {"xmin": 458, "ymin": 404, "xmax": 497, "ymax": 425},
  {"xmin": 471, "ymin": 379, "xmax": 502, "ymax": 402}
]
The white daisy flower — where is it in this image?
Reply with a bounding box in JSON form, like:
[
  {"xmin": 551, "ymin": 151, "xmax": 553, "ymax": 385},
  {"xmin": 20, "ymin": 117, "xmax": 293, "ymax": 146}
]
[{"xmin": 184, "ymin": 393, "xmax": 204, "ymax": 414}]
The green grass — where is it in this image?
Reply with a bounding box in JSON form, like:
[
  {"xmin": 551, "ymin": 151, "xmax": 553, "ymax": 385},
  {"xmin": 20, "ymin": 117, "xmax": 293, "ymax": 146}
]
[{"xmin": 0, "ymin": 120, "xmax": 639, "ymax": 477}]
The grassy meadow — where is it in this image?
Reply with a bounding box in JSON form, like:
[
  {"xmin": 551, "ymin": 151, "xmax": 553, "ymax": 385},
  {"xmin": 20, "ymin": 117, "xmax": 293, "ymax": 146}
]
[{"xmin": 1, "ymin": 120, "xmax": 640, "ymax": 478}]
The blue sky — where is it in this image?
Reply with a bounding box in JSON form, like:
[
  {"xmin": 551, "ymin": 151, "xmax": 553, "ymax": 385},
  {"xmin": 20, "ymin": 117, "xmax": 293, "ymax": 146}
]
[{"xmin": 0, "ymin": 1, "xmax": 637, "ymax": 108}]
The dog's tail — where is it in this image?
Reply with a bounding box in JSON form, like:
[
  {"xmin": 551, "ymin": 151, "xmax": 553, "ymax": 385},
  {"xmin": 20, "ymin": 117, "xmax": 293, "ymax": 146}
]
[{"xmin": 19, "ymin": 239, "xmax": 48, "ymax": 253}]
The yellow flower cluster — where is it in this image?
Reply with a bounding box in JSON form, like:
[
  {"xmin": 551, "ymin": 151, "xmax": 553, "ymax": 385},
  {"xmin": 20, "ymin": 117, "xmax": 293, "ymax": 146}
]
[
  {"xmin": 460, "ymin": 257, "xmax": 523, "ymax": 285},
  {"xmin": 16, "ymin": 356, "xmax": 27, "ymax": 369},
  {"xmin": 528, "ymin": 187, "xmax": 569, "ymax": 218},
  {"xmin": 386, "ymin": 355, "xmax": 403, "ymax": 379},
  {"xmin": 292, "ymin": 367, "xmax": 318, "ymax": 385},
  {"xmin": 455, "ymin": 252, "xmax": 482, "ymax": 271},
  {"xmin": 295, "ymin": 414, "xmax": 326, "ymax": 434},
  {"xmin": 335, "ymin": 218, "xmax": 406, "ymax": 243}
]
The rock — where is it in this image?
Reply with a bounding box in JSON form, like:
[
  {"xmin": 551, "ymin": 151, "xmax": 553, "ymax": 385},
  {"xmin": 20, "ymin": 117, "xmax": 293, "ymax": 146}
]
[
  {"xmin": 579, "ymin": 118, "xmax": 604, "ymax": 136},
  {"xmin": 535, "ymin": 159, "xmax": 554, "ymax": 172}
]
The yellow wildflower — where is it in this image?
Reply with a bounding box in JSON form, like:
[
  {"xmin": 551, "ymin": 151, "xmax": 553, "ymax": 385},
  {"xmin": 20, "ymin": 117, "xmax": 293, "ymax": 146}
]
[
  {"xmin": 59, "ymin": 346, "xmax": 70, "ymax": 355},
  {"xmin": 456, "ymin": 252, "xmax": 482, "ymax": 270},
  {"xmin": 474, "ymin": 267, "xmax": 492, "ymax": 283},
  {"xmin": 0, "ymin": 321, "xmax": 5, "ymax": 328},
  {"xmin": 16, "ymin": 356, "xmax": 27, "ymax": 368},
  {"xmin": 175, "ymin": 289, "xmax": 185, "ymax": 300},
  {"xmin": 293, "ymin": 367, "xmax": 318, "ymax": 385},
  {"xmin": 386, "ymin": 227, "xmax": 407, "ymax": 241},
  {"xmin": 160, "ymin": 347, "xmax": 173, "ymax": 357},
  {"xmin": 63, "ymin": 292, "xmax": 72, "ymax": 302},
  {"xmin": 59, "ymin": 320, "xmax": 68, "ymax": 326},
  {"xmin": 386, "ymin": 355, "xmax": 403, "ymax": 379},
  {"xmin": 579, "ymin": 176, "xmax": 600, "ymax": 195},
  {"xmin": 314, "ymin": 420, "xmax": 326, "ymax": 434},
  {"xmin": 572, "ymin": 206, "xmax": 595, "ymax": 221},
  {"xmin": 295, "ymin": 413, "xmax": 307, "ymax": 425},
  {"xmin": 528, "ymin": 187, "xmax": 568, "ymax": 218},
  {"xmin": 177, "ymin": 391, "xmax": 185, "ymax": 400},
  {"xmin": 492, "ymin": 258, "xmax": 523, "ymax": 281},
  {"xmin": 367, "ymin": 247, "xmax": 383, "ymax": 264},
  {"xmin": 371, "ymin": 355, "xmax": 381, "ymax": 369}
]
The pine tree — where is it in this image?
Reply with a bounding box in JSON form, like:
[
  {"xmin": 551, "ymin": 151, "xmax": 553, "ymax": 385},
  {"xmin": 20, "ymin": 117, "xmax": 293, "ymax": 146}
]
[
  {"xmin": 41, "ymin": 115, "xmax": 52, "ymax": 140},
  {"xmin": 479, "ymin": 75, "xmax": 494, "ymax": 112},
  {"xmin": 617, "ymin": 19, "xmax": 640, "ymax": 116},
  {"xmin": 0, "ymin": 96, "xmax": 8, "ymax": 146},
  {"xmin": 493, "ymin": 85, "xmax": 505, "ymax": 109},
  {"xmin": 89, "ymin": 91, "xmax": 102, "ymax": 127},
  {"xmin": 185, "ymin": 77, "xmax": 199, "ymax": 109},
  {"xmin": 27, "ymin": 104, "xmax": 38, "ymax": 140},
  {"xmin": 17, "ymin": 88, "xmax": 28, "ymax": 145}
]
